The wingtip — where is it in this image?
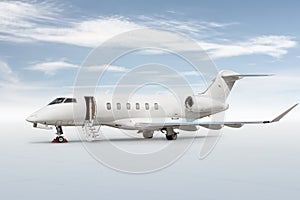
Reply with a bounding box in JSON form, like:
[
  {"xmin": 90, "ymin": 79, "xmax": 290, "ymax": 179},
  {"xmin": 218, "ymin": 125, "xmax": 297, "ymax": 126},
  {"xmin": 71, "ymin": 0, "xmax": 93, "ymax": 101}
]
[
  {"xmin": 289, "ymin": 103, "xmax": 299, "ymax": 110},
  {"xmin": 271, "ymin": 103, "xmax": 298, "ymax": 123}
]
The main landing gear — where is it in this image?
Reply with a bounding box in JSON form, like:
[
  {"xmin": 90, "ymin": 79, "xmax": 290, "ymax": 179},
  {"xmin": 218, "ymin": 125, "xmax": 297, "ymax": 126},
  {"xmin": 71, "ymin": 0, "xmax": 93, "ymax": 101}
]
[
  {"xmin": 52, "ymin": 126, "xmax": 68, "ymax": 143},
  {"xmin": 161, "ymin": 127, "xmax": 178, "ymax": 140},
  {"xmin": 142, "ymin": 130, "xmax": 154, "ymax": 139}
]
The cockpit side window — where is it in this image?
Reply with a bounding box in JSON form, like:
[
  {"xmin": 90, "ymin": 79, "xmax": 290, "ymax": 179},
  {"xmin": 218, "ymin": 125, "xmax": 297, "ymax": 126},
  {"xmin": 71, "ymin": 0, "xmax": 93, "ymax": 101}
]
[
  {"xmin": 64, "ymin": 98, "xmax": 77, "ymax": 103},
  {"xmin": 48, "ymin": 98, "xmax": 65, "ymax": 105}
]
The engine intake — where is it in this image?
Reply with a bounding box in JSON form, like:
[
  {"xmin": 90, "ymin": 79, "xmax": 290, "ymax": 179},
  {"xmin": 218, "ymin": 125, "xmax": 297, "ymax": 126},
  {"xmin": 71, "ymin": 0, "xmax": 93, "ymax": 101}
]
[{"xmin": 185, "ymin": 95, "xmax": 228, "ymax": 113}]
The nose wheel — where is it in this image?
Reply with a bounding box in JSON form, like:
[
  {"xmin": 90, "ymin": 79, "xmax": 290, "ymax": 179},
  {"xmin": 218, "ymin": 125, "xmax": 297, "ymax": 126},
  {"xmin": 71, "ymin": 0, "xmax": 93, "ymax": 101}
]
[{"xmin": 52, "ymin": 126, "xmax": 68, "ymax": 143}]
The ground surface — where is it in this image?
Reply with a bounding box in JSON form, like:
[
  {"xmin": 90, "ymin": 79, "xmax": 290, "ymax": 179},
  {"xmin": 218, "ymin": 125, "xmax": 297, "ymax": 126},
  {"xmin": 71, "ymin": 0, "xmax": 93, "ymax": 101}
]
[{"xmin": 1, "ymin": 120, "xmax": 300, "ymax": 200}]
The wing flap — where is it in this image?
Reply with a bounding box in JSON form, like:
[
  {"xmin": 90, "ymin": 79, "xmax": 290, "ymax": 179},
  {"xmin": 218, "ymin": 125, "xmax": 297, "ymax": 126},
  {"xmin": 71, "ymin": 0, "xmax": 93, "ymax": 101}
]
[{"xmin": 224, "ymin": 124, "xmax": 243, "ymax": 128}]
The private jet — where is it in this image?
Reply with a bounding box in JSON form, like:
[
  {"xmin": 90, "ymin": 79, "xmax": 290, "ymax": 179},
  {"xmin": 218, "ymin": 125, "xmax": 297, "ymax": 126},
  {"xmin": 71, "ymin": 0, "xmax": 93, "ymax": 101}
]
[{"xmin": 26, "ymin": 70, "xmax": 298, "ymax": 143}]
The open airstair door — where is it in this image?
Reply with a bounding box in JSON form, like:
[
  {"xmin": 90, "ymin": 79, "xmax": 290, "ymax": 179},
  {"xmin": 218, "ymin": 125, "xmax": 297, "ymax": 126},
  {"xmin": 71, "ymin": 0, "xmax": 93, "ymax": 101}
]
[{"xmin": 84, "ymin": 96, "xmax": 97, "ymax": 123}]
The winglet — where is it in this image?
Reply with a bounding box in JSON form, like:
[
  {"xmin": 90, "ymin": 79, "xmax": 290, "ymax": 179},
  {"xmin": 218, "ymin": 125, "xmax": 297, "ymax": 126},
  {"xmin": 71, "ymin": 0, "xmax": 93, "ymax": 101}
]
[{"xmin": 271, "ymin": 103, "xmax": 298, "ymax": 122}]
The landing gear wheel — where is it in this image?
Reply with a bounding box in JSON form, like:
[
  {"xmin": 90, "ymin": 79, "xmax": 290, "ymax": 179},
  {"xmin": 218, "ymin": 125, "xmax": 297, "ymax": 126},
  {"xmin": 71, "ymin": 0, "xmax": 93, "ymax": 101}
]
[
  {"xmin": 166, "ymin": 133, "xmax": 177, "ymax": 140},
  {"xmin": 57, "ymin": 136, "xmax": 65, "ymax": 143},
  {"xmin": 143, "ymin": 130, "xmax": 154, "ymax": 139},
  {"xmin": 52, "ymin": 136, "xmax": 68, "ymax": 143},
  {"xmin": 164, "ymin": 127, "xmax": 178, "ymax": 140},
  {"xmin": 52, "ymin": 126, "xmax": 68, "ymax": 143}
]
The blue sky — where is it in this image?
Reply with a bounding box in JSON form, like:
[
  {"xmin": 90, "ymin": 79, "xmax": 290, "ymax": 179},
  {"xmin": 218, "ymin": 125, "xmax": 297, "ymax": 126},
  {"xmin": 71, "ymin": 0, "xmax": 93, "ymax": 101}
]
[{"xmin": 0, "ymin": 0, "xmax": 299, "ymax": 117}]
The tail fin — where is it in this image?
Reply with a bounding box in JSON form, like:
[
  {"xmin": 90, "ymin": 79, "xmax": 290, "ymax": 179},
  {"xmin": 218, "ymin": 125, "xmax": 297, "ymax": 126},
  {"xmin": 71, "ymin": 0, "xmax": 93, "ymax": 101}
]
[{"xmin": 203, "ymin": 70, "xmax": 272, "ymax": 102}]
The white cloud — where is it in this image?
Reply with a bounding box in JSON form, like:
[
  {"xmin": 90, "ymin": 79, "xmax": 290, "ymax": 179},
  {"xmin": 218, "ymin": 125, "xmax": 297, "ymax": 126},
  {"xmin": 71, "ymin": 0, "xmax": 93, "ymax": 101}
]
[
  {"xmin": 136, "ymin": 70, "xmax": 203, "ymax": 78},
  {"xmin": 135, "ymin": 15, "xmax": 234, "ymax": 36},
  {"xmin": 181, "ymin": 71, "xmax": 200, "ymax": 76},
  {"xmin": 199, "ymin": 35, "xmax": 297, "ymax": 59},
  {"xmin": 0, "ymin": 1, "xmax": 141, "ymax": 47},
  {"xmin": 27, "ymin": 62, "xmax": 129, "ymax": 75},
  {"xmin": 0, "ymin": 60, "xmax": 18, "ymax": 83},
  {"xmin": 201, "ymin": 21, "xmax": 237, "ymax": 28},
  {"xmin": 0, "ymin": 1, "xmax": 60, "ymax": 28},
  {"xmin": 24, "ymin": 18, "xmax": 141, "ymax": 47},
  {"xmin": 84, "ymin": 65, "xmax": 128, "ymax": 72},
  {"xmin": 0, "ymin": 1, "xmax": 296, "ymax": 59},
  {"xmin": 27, "ymin": 61, "xmax": 78, "ymax": 75},
  {"xmin": 131, "ymin": 34, "xmax": 296, "ymax": 59}
]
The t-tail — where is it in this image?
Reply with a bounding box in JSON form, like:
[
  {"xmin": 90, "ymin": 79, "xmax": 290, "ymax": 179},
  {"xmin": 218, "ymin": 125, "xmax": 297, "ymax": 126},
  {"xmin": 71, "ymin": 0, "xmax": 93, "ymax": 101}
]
[{"xmin": 203, "ymin": 70, "xmax": 272, "ymax": 102}]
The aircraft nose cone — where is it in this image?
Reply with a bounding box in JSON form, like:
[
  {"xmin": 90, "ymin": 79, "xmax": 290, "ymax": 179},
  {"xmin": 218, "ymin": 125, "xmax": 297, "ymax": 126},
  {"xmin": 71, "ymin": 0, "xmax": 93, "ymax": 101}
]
[{"xmin": 26, "ymin": 114, "xmax": 37, "ymax": 123}]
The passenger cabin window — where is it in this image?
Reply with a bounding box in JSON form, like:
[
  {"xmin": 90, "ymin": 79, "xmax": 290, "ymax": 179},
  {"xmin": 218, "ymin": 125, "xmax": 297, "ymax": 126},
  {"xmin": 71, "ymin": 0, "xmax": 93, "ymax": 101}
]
[
  {"xmin": 145, "ymin": 103, "xmax": 149, "ymax": 110},
  {"xmin": 64, "ymin": 98, "xmax": 77, "ymax": 103},
  {"xmin": 117, "ymin": 103, "xmax": 121, "ymax": 110},
  {"xmin": 126, "ymin": 103, "xmax": 131, "ymax": 110},
  {"xmin": 48, "ymin": 98, "xmax": 65, "ymax": 105},
  {"xmin": 106, "ymin": 102, "xmax": 111, "ymax": 110},
  {"xmin": 136, "ymin": 103, "xmax": 140, "ymax": 110},
  {"xmin": 154, "ymin": 103, "xmax": 159, "ymax": 110}
]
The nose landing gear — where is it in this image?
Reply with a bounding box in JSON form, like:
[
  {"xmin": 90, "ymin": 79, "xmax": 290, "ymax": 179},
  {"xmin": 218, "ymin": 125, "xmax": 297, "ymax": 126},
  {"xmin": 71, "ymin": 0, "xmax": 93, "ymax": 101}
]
[{"xmin": 52, "ymin": 126, "xmax": 68, "ymax": 143}]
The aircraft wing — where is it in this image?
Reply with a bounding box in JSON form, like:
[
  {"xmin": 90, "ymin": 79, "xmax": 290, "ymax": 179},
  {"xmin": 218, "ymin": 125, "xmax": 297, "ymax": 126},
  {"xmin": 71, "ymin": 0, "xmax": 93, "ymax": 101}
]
[{"xmin": 135, "ymin": 103, "xmax": 298, "ymax": 129}]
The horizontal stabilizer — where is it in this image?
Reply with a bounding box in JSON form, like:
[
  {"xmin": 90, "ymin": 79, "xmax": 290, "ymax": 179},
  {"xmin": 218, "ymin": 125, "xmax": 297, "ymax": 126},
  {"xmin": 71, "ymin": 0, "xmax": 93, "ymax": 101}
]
[
  {"xmin": 203, "ymin": 70, "xmax": 272, "ymax": 101},
  {"xmin": 222, "ymin": 74, "xmax": 273, "ymax": 80}
]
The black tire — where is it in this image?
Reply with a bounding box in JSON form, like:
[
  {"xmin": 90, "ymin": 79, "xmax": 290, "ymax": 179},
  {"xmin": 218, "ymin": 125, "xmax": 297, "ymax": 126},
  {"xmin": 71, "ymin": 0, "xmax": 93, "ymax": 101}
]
[
  {"xmin": 172, "ymin": 134, "xmax": 177, "ymax": 140},
  {"xmin": 143, "ymin": 131, "xmax": 153, "ymax": 139},
  {"xmin": 166, "ymin": 134, "xmax": 177, "ymax": 140},
  {"xmin": 57, "ymin": 136, "xmax": 65, "ymax": 143}
]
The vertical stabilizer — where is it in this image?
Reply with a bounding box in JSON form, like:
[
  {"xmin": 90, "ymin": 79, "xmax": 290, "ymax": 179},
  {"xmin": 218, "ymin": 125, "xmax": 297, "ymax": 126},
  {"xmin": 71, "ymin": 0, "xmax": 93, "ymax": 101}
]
[{"xmin": 203, "ymin": 70, "xmax": 239, "ymax": 102}]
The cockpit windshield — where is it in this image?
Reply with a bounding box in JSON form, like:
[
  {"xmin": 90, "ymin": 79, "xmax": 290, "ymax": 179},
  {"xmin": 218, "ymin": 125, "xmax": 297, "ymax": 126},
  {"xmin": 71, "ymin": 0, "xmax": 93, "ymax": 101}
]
[
  {"xmin": 48, "ymin": 98, "xmax": 65, "ymax": 105},
  {"xmin": 48, "ymin": 97, "xmax": 77, "ymax": 105},
  {"xmin": 64, "ymin": 98, "xmax": 77, "ymax": 103}
]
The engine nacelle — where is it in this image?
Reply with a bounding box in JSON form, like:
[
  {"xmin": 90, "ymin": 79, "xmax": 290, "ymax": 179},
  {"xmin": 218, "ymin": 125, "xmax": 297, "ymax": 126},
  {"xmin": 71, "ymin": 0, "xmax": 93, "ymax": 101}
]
[{"xmin": 185, "ymin": 95, "xmax": 228, "ymax": 114}]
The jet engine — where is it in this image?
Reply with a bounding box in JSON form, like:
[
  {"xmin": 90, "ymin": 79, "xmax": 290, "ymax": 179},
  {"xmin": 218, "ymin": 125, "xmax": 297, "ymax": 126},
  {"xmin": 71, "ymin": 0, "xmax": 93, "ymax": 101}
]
[{"xmin": 185, "ymin": 95, "xmax": 228, "ymax": 114}]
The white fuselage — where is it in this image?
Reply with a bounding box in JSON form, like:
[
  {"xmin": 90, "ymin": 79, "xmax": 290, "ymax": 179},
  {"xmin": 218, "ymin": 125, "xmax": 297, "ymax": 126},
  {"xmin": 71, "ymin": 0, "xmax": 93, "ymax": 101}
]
[
  {"xmin": 26, "ymin": 70, "xmax": 297, "ymax": 142},
  {"xmin": 26, "ymin": 93, "xmax": 228, "ymax": 131}
]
